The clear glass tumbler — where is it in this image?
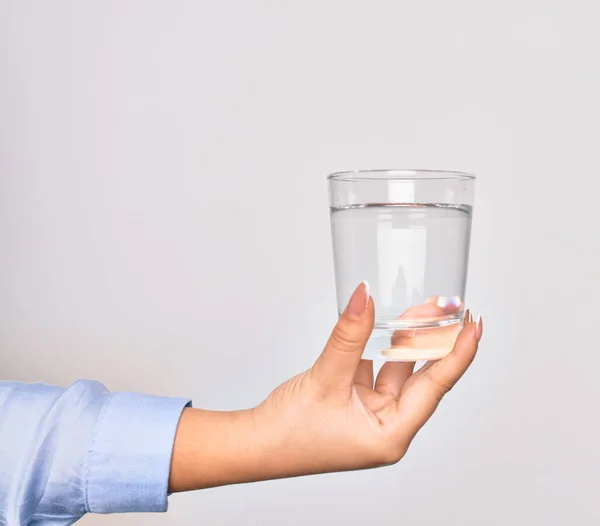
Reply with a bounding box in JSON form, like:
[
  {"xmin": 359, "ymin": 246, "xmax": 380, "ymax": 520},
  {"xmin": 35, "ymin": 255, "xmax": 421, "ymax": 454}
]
[{"xmin": 328, "ymin": 169, "xmax": 475, "ymax": 361}]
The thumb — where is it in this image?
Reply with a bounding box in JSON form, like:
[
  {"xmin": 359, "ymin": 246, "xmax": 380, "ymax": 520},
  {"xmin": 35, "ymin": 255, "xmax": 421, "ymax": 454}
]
[{"xmin": 312, "ymin": 282, "xmax": 374, "ymax": 391}]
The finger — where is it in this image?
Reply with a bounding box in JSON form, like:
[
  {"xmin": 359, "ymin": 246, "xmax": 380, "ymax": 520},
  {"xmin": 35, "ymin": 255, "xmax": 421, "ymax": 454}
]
[
  {"xmin": 355, "ymin": 359, "xmax": 374, "ymax": 389},
  {"xmin": 411, "ymin": 310, "xmax": 473, "ymax": 375},
  {"xmin": 396, "ymin": 316, "xmax": 482, "ymax": 437},
  {"xmin": 374, "ymin": 361, "xmax": 414, "ymax": 398},
  {"xmin": 375, "ymin": 301, "xmax": 456, "ymax": 397},
  {"xmin": 389, "ymin": 299, "xmax": 463, "ymax": 345},
  {"xmin": 312, "ymin": 282, "xmax": 374, "ymax": 391},
  {"xmin": 424, "ymin": 313, "xmax": 480, "ymax": 391}
]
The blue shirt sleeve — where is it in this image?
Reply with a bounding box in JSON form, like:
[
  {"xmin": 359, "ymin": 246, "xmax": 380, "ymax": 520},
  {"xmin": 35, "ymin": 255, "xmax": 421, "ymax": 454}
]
[{"xmin": 0, "ymin": 380, "xmax": 191, "ymax": 525}]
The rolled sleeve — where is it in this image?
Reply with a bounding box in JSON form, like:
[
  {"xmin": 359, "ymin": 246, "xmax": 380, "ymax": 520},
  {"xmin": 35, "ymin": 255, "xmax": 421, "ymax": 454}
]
[
  {"xmin": 85, "ymin": 391, "xmax": 191, "ymax": 513},
  {"xmin": 0, "ymin": 379, "xmax": 191, "ymax": 524}
]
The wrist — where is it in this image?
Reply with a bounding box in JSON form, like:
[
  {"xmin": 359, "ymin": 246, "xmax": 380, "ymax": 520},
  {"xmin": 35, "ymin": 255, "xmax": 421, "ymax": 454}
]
[{"xmin": 169, "ymin": 407, "xmax": 261, "ymax": 491}]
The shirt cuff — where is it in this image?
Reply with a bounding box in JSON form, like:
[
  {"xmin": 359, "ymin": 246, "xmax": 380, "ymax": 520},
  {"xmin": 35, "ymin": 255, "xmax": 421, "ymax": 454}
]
[{"xmin": 85, "ymin": 391, "xmax": 191, "ymax": 513}]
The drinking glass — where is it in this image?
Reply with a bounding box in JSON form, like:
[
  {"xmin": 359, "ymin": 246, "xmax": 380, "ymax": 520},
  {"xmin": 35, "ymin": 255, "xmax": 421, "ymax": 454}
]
[{"xmin": 328, "ymin": 169, "xmax": 475, "ymax": 361}]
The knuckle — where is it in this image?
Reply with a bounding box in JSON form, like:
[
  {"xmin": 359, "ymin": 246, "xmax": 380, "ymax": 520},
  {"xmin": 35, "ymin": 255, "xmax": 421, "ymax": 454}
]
[
  {"xmin": 425, "ymin": 372, "xmax": 454, "ymax": 398},
  {"xmin": 329, "ymin": 324, "xmax": 359, "ymax": 350}
]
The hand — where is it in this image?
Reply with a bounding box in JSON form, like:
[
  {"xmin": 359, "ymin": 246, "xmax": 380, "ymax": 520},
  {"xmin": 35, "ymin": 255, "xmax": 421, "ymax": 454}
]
[
  {"xmin": 169, "ymin": 283, "xmax": 483, "ymax": 491},
  {"xmin": 251, "ymin": 282, "xmax": 482, "ymax": 477}
]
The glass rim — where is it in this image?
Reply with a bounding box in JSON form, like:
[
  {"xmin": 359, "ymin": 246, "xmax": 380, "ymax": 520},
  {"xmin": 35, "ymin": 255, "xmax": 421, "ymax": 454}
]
[{"xmin": 327, "ymin": 169, "xmax": 476, "ymax": 182}]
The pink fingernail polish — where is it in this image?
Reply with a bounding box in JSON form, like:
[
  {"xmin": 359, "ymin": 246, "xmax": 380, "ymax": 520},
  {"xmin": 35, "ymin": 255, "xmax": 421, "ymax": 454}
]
[{"xmin": 346, "ymin": 281, "xmax": 370, "ymax": 319}]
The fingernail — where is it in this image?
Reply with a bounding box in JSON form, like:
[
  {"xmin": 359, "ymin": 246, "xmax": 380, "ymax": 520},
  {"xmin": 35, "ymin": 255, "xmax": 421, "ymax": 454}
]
[
  {"xmin": 468, "ymin": 310, "xmax": 473, "ymax": 324},
  {"xmin": 346, "ymin": 281, "xmax": 370, "ymax": 319},
  {"xmin": 464, "ymin": 309, "xmax": 471, "ymax": 325},
  {"xmin": 436, "ymin": 295, "xmax": 462, "ymax": 309},
  {"xmin": 475, "ymin": 314, "xmax": 483, "ymax": 341}
]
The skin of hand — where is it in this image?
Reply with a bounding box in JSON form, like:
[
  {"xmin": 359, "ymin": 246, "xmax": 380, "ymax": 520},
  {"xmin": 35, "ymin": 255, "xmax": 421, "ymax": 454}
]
[{"xmin": 169, "ymin": 283, "xmax": 483, "ymax": 492}]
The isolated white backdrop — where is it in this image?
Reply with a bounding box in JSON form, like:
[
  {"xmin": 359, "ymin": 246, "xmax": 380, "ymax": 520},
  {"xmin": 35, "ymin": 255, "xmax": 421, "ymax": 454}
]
[{"xmin": 1, "ymin": 1, "xmax": 599, "ymax": 524}]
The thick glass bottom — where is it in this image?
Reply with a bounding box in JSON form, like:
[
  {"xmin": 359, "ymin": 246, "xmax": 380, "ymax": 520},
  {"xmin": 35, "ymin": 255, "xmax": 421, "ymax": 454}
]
[{"xmin": 363, "ymin": 318, "xmax": 464, "ymax": 362}]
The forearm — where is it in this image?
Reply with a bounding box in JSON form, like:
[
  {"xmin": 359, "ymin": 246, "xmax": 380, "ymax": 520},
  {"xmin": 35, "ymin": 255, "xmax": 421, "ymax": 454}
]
[
  {"xmin": 169, "ymin": 404, "xmax": 331, "ymax": 492},
  {"xmin": 168, "ymin": 407, "xmax": 268, "ymax": 491},
  {"xmin": 167, "ymin": 398, "xmax": 373, "ymax": 492}
]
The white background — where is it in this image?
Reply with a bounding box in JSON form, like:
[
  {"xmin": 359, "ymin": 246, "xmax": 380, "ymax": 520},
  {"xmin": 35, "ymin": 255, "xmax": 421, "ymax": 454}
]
[{"xmin": 1, "ymin": 1, "xmax": 599, "ymax": 524}]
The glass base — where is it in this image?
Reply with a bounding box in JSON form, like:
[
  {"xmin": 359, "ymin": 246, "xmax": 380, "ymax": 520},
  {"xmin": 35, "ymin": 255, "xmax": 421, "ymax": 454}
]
[{"xmin": 363, "ymin": 318, "xmax": 464, "ymax": 362}]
